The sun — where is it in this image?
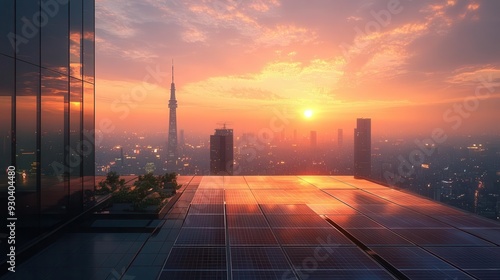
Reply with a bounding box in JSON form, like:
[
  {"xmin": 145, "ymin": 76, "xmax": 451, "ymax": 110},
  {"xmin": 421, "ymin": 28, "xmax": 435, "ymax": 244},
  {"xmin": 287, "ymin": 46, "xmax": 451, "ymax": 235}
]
[{"xmin": 303, "ymin": 109, "xmax": 313, "ymax": 119}]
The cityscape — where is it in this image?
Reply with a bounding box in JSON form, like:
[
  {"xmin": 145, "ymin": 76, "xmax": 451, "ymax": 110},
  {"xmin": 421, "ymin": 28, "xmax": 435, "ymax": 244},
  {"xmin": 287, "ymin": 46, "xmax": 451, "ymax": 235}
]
[
  {"xmin": 2, "ymin": 0, "xmax": 500, "ymax": 279},
  {"xmin": 96, "ymin": 129, "xmax": 500, "ymax": 221}
]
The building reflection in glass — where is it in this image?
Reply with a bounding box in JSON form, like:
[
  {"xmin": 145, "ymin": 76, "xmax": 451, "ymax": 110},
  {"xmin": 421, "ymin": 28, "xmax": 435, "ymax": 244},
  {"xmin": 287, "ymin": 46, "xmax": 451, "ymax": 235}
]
[{"xmin": 0, "ymin": 0, "xmax": 95, "ymax": 255}]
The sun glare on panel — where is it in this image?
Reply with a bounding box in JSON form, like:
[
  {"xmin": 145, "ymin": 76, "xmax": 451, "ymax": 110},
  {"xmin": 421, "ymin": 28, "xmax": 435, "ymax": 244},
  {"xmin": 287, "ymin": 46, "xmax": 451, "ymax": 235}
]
[{"xmin": 304, "ymin": 109, "xmax": 313, "ymax": 119}]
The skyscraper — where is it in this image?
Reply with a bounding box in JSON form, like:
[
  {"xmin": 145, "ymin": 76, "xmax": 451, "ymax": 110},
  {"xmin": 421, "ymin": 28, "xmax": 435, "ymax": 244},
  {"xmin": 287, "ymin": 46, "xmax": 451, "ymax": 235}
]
[
  {"xmin": 354, "ymin": 118, "xmax": 371, "ymax": 178},
  {"xmin": 0, "ymin": 0, "xmax": 95, "ymax": 250},
  {"xmin": 210, "ymin": 126, "xmax": 233, "ymax": 175},
  {"xmin": 166, "ymin": 61, "xmax": 178, "ymax": 171}
]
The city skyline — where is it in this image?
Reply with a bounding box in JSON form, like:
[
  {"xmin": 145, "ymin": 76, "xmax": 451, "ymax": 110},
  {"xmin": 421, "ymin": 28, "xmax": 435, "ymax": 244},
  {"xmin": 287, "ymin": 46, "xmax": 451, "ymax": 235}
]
[
  {"xmin": 3, "ymin": 1, "xmax": 500, "ymax": 279},
  {"xmin": 95, "ymin": 0, "xmax": 500, "ymax": 137}
]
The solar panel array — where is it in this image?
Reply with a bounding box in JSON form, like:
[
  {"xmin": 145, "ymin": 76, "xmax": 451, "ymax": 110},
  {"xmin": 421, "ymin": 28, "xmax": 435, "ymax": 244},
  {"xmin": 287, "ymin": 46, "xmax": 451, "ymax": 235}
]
[{"xmin": 159, "ymin": 176, "xmax": 500, "ymax": 279}]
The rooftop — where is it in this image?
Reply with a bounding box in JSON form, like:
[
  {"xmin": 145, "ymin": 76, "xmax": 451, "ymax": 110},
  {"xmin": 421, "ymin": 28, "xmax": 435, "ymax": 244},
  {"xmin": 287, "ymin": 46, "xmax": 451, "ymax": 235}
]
[{"xmin": 3, "ymin": 176, "xmax": 500, "ymax": 280}]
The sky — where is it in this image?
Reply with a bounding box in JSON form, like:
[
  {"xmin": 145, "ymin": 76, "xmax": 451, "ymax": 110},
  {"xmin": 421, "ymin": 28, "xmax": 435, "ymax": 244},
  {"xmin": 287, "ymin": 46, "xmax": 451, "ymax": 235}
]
[{"xmin": 95, "ymin": 0, "xmax": 500, "ymax": 140}]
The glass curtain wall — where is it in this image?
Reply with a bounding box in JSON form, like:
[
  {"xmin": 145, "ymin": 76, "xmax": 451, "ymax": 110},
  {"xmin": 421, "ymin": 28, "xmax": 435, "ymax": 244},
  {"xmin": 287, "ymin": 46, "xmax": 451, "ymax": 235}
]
[{"xmin": 0, "ymin": 0, "xmax": 95, "ymax": 254}]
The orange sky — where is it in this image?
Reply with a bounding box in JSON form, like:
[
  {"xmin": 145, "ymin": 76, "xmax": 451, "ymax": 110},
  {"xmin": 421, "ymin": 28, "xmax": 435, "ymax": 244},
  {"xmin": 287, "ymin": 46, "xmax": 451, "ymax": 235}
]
[{"xmin": 95, "ymin": 0, "xmax": 500, "ymax": 139}]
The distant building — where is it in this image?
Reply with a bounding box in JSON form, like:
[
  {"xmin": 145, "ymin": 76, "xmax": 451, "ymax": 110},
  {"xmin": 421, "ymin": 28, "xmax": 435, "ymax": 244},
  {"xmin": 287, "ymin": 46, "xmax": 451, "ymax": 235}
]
[
  {"xmin": 354, "ymin": 118, "xmax": 371, "ymax": 178},
  {"xmin": 338, "ymin": 129, "xmax": 343, "ymax": 147},
  {"xmin": 310, "ymin": 131, "xmax": 317, "ymax": 149},
  {"xmin": 210, "ymin": 126, "xmax": 234, "ymax": 175}
]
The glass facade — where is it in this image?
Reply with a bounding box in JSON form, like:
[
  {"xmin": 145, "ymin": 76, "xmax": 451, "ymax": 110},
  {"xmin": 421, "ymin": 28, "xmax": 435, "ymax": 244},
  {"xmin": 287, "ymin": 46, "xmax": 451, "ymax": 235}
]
[{"xmin": 0, "ymin": 0, "xmax": 95, "ymax": 252}]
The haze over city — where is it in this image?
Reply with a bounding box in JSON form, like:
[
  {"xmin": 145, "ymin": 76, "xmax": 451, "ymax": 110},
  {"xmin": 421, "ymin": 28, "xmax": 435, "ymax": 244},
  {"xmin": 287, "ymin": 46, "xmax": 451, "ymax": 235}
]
[
  {"xmin": 95, "ymin": 0, "xmax": 500, "ymax": 138},
  {"xmin": 3, "ymin": 1, "xmax": 500, "ymax": 279}
]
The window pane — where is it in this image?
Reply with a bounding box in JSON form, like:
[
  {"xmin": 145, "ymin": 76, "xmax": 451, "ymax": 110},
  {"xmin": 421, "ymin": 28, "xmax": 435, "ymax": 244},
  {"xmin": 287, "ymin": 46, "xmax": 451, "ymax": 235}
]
[
  {"xmin": 0, "ymin": 56, "xmax": 14, "ymax": 189},
  {"xmin": 40, "ymin": 69, "xmax": 68, "ymax": 226},
  {"xmin": 69, "ymin": 77, "xmax": 83, "ymax": 212},
  {"xmin": 0, "ymin": 0, "xmax": 15, "ymax": 56},
  {"xmin": 70, "ymin": 0, "xmax": 83, "ymax": 79},
  {"xmin": 16, "ymin": 60, "xmax": 39, "ymax": 224},
  {"xmin": 16, "ymin": 0, "xmax": 40, "ymax": 64},
  {"xmin": 83, "ymin": 0, "xmax": 94, "ymax": 83},
  {"xmin": 41, "ymin": 0, "xmax": 69, "ymax": 74},
  {"xmin": 83, "ymin": 82, "xmax": 95, "ymax": 209}
]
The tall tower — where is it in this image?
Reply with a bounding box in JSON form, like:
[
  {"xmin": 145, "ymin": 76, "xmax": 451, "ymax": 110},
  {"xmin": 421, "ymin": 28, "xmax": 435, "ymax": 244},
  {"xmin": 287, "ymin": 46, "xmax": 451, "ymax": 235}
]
[
  {"xmin": 166, "ymin": 60, "xmax": 178, "ymax": 171},
  {"xmin": 354, "ymin": 118, "xmax": 371, "ymax": 178}
]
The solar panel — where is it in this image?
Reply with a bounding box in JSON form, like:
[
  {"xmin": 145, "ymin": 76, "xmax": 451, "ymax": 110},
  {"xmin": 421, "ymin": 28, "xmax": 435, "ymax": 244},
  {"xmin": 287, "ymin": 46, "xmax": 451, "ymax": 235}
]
[
  {"xmin": 328, "ymin": 215, "xmax": 385, "ymax": 229},
  {"xmin": 345, "ymin": 229, "xmax": 412, "ymax": 246},
  {"xmin": 163, "ymin": 247, "xmax": 226, "ymax": 269},
  {"xmin": 295, "ymin": 269, "xmax": 394, "ymax": 280},
  {"xmin": 366, "ymin": 214, "xmax": 451, "ymax": 229},
  {"xmin": 463, "ymin": 228, "xmax": 500, "ymax": 246},
  {"xmin": 231, "ymin": 247, "xmax": 291, "ymax": 269},
  {"xmin": 463, "ymin": 269, "xmax": 500, "ymax": 279},
  {"xmin": 266, "ymin": 215, "xmax": 332, "ymax": 228},
  {"xmin": 392, "ymin": 229, "xmax": 494, "ymax": 246},
  {"xmin": 227, "ymin": 215, "xmax": 269, "ymax": 228},
  {"xmin": 183, "ymin": 214, "xmax": 225, "ymax": 228},
  {"xmin": 159, "ymin": 270, "xmax": 227, "ymax": 280},
  {"xmin": 175, "ymin": 228, "xmax": 225, "ymax": 246},
  {"xmin": 405, "ymin": 204, "xmax": 468, "ymax": 216},
  {"xmin": 232, "ymin": 270, "xmax": 296, "ymax": 280},
  {"xmin": 225, "ymin": 204, "xmax": 262, "ymax": 215},
  {"xmin": 260, "ymin": 204, "xmax": 318, "ymax": 215},
  {"xmin": 351, "ymin": 204, "xmax": 416, "ymax": 215},
  {"xmin": 307, "ymin": 204, "xmax": 359, "ymax": 215},
  {"xmin": 299, "ymin": 175, "xmax": 357, "ymax": 189},
  {"xmin": 326, "ymin": 190, "xmax": 389, "ymax": 205},
  {"xmin": 433, "ymin": 215, "xmax": 500, "ymax": 228},
  {"xmin": 228, "ymin": 228, "xmax": 278, "ymax": 245},
  {"xmin": 273, "ymin": 228, "xmax": 353, "ymax": 246},
  {"xmin": 285, "ymin": 247, "xmax": 381, "ymax": 269},
  {"xmin": 225, "ymin": 190, "xmax": 257, "ymax": 204},
  {"xmin": 373, "ymin": 247, "xmax": 457, "ymax": 269},
  {"xmin": 425, "ymin": 247, "xmax": 500, "ymax": 269},
  {"xmin": 188, "ymin": 204, "xmax": 224, "ymax": 215},
  {"xmin": 191, "ymin": 190, "xmax": 224, "ymax": 204},
  {"xmin": 399, "ymin": 269, "xmax": 474, "ymax": 280}
]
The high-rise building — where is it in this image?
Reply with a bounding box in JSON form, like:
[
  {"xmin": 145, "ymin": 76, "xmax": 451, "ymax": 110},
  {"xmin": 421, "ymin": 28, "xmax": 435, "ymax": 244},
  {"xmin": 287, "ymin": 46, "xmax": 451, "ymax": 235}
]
[
  {"xmin": 166, "ymin": 61, "xmax": 178, "ymax": 171},
  {"xmin": 210, "ymin": 126, "xmax": 233, "ymax": 175},
  {"xmin": 338, "ymin": 128, "xmax": 343, "ymax": 147},
  {"xmin": 0, "ymin": 0, "xmax": 95, "ymax": 249},
  {"xmin": 354, "ymin": 118, "xmax": 371, "ymax": 178},
  {"xmin": 310, "ymin": 130, "xmax": 317, "ymax": 149}
]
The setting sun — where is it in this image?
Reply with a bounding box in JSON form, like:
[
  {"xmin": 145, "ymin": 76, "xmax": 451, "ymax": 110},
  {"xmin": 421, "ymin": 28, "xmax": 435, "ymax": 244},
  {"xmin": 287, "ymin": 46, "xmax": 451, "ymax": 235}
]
[{"xmin": 304, "ymin": 109, "xmax": 313, "ymax": 119}]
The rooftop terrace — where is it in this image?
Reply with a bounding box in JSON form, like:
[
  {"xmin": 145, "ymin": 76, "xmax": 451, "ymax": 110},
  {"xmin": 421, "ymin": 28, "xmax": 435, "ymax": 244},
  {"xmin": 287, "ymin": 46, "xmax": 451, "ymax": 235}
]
[{"xmin": 3, "ymin": 176, "xmax": 500, "ymax": 279}]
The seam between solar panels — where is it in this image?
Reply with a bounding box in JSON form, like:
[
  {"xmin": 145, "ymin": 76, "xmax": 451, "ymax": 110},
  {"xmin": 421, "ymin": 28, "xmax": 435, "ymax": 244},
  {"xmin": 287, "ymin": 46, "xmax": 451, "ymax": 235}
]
[
  {"xmin": 257, "ymin": 203, "xmax": 301, "ymax": 280},
  {"xmin": 323, "ymin": 215, "xmax": 410, "ymax": 280},
  {"xmin": 116, "ymin": 175, "xmax": 197, "ymax": 280},
  {"xmin": 223, "ymin": 189, "xmax": 233, "ymax": 280},
  {"xmin": 158, "ymin": 176, "xmax": 200, "ymax": 278},
  {"xmin": 351, "ymin": 186, "xmax": 500, "ymax": 248},
  {"xmin": 313, "ymin": 177, "xmax": 495, "ymax": 278},
  {"xmin": 318, "ymin": 193, "xmax": 481, "ymax": 280}
]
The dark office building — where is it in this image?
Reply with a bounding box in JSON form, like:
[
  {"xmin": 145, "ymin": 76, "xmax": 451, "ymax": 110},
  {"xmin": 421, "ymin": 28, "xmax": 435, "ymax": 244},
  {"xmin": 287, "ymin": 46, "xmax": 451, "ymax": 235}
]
[
  {"xmin": 210, "ymin": 127, "xmax": 233, "ymax": 175},
  {"xmin": 354, "ymin": 118, "xmax": 371, "ymax": 178},
  {"xmin": 0, "ymin": 0, "xmax": 95, "ymax": 254}
]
